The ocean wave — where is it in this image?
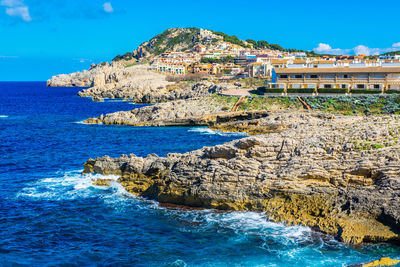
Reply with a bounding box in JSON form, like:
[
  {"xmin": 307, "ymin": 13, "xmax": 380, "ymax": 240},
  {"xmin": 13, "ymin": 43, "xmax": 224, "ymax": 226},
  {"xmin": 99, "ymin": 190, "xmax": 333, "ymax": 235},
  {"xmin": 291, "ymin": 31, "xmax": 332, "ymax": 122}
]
[
  {"xmin": 0, "ymin": 115, "xmax": 9, "ymax": 118},
  {"xmin": 14, "ymin": 170, "xmax": 370, "ymax": 266},
  {"xmin": 188, "ymin": 127, "xmax": 247, "ymax": 137},
  {"xmin": 73, "ymin": 120, "xmax": 103, "ymax": 125},
  {"xmin": 16, "ymin": 170, "xmax": 128, "ymax": 201},
  {"xmin": 155, "ymin": 206, "xmax": 316, "ymax": 243},
  {"xmin": 153, "ymin": 208, "xmax": 351, "ymax": 265}
]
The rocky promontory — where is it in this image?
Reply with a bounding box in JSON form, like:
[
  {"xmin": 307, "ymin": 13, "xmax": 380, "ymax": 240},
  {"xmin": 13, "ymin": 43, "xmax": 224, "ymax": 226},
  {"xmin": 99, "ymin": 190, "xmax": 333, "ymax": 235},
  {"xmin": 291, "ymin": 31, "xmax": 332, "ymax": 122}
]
[
  {"xmin": 48, "ymin": 63, "xmax": 232, "ymax": 103},
  {"xmin": 47, "ymin": 61, "xmax": 128, "ymax": 88},
  {"xmin": 84, "ymin": 96, "xmax": 301, "ymax": 134},
  {"xmin": 84, "ymin": 110, "xmax": 400, "ymax": 245}
]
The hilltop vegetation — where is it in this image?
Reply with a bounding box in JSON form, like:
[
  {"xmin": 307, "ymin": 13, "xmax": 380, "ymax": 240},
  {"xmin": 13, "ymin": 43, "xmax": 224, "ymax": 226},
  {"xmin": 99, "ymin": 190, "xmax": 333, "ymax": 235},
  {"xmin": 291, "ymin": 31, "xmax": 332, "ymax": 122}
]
[
  {"xmin": 112, "ymin": 27, "xmax": 312, "ymax": 63},
  {"xmin": 382, "ymin": 51, "xmax": 400, "ymax": 56},
  {"xmin": 113, "ymin": 28, "xmax": 201, "ymax": 62},
  {"xmin": 107, "ymin": 27, "xmax": 400, "ymax": 63},
  {"xmin": 211, "ymin": 31, "xmax": 251, "ymax": 48}
]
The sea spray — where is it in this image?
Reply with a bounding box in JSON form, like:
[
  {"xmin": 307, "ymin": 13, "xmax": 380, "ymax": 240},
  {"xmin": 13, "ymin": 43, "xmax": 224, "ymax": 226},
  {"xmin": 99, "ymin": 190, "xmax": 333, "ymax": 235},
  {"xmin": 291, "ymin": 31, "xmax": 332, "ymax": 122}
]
[
  {"xmin": 1, "ymin": 82, "xmax": 399, "ymax": 266},
  {"xmin": 17, "ymin": 170, "xmax": 123, "ymax": 201},
  {"xmin": 188, "ymin": 127, "xmax": 247, "ymax": 137}
]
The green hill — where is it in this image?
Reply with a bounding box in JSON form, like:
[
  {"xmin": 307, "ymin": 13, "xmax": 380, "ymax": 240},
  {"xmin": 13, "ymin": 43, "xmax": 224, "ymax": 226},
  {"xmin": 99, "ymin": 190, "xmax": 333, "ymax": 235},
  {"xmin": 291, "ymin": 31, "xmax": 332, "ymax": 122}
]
[{"xmin": 112, "ymin": 27, "xmax": 308, "ymax": 63}]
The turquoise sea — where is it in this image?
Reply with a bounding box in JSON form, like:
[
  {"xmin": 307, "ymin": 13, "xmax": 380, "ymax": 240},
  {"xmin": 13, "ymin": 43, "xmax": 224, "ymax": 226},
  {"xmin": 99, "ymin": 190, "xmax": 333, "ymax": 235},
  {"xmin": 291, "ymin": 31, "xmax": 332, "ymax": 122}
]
[{"xmin": 0, "ymin": 82, "xmax": 399, "ymax": 266}]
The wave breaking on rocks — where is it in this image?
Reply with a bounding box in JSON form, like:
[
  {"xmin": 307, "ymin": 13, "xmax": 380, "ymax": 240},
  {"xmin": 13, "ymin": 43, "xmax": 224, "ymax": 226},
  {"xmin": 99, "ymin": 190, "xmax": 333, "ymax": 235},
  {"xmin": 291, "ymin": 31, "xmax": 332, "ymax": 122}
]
[{"xmin": 83, "ymin": 111, "xmax": 400, "ymax": 245}]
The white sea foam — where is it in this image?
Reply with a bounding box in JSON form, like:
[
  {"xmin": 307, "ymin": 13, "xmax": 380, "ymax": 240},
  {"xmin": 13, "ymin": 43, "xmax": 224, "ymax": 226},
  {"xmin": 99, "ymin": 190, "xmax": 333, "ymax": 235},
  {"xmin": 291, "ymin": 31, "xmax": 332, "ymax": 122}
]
[
  {"xmin": 17, "ymin": 170, "xmax": 129, "ymax": 201},
  {"xmin": 16, "ymin": 169, "xmax": 343, "ymax": 264},
  {"xmin": 158, "ymin": 208, "xmax": 323, "ymax": 258},
  {"xmin": 159, "ymin": 207, "xmax": 313, "ymax": 240},
  {"xmin": 168, "ymin": 259, "xmax": 187, "ymax": 267},
  {"xmin": 202, "ymin": 212, "xmax": 329, "ymax": 261},
  {"xmin": 188, "ymin": 127, "xmax": 247, "ymax": 137},
  {"xmin": 206, "ymin": 211, "xmax": 311, "ymax": 237},
  {"xmin": 73, "ymin": 120, "xmax": 103, "ymax": 125},
  {"xmin": 0, "ymin": 115, "xmax": 9, "ymax": 118},
  {"xmin": 73, "ymin": 120, "xmax": 87, "ymax": 124}
]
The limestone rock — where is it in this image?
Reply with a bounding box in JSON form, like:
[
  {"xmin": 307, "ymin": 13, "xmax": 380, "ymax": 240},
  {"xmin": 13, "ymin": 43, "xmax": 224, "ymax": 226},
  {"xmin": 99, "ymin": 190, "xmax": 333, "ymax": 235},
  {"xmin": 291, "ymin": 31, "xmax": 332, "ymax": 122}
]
[
  {"xmin": 362, "ymin": 257, "xmax": 400, "ymax": 267},
  {"xmin": 48, "ymin": 63, "xmax": 225, "ymax": 103},
  {"xmin": 83, "ymin": 112, "xmax": 400, "ymax": 245}
]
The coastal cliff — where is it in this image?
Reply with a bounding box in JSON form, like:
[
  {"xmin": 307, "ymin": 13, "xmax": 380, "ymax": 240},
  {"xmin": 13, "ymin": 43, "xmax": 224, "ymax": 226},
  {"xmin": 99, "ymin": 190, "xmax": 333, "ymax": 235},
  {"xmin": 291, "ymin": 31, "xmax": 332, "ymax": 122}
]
[
  {"xmin": 83, "ymin": 110, "xmax": 400, "ymax": 245},
  {"xmin": 47, "ymin": 61, "xmax": 126, "ymax": 88},
  {"xmin": 48, "ymin": 63, "xmax": 228, "ymax": 103}
]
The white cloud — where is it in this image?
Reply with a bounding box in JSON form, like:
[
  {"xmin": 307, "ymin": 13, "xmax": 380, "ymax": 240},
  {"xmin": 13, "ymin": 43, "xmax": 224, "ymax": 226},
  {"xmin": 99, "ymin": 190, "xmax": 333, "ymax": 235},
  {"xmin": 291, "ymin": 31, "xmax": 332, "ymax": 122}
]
[
  {"xmin": 103, "ymin": 2, "xmax": 113, "ymax": 13},
  {"xmin": 1, "ymin": 0, "xmax": 31, "ymax": 21},
  {"xmin": 313, "ymin": 43, "xmax": 331, "ymax": 53},
  {"xmin": 353, "ymin": 45, "xmax": 377, "ymax": 56},
  {"xmin": 313, "ymin": 42, "xmax": 400, "ymax": 56},
  {"xmin": 0, "ymin": 0, "xmax": 22, "ymax": 7},
  {"xmin": 313, "ymin": 43, "xmax": 351, "ymax": 55},
  {"xmin": 5, "ymin": 6, "xmax": 31, "ymax": 21}
]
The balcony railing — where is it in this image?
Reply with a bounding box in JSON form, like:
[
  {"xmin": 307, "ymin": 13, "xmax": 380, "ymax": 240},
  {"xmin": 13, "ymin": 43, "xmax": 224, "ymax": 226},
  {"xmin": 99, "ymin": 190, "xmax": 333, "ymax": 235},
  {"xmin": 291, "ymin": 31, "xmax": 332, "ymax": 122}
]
[{"xmin": 319, "ymin": 78, "xmax": 335, "ymax": 82}]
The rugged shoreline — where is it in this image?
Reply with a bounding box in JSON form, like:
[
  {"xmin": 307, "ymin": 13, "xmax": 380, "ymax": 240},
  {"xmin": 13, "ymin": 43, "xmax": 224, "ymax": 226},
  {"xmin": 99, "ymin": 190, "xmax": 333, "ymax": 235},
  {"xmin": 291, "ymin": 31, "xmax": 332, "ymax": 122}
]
[
  {"xmin": 54, "ymin": 61, "xmax": 400, "ymax": 246},
  {"xmin": 48, "ymin": 63, "xmax": 235, "ymax": 103},
  {"xmin": 83, "ymin": 108, "xmax": 400, "ymax": 245},
  {"xmin": 83, "ymin": 96, "xmax": 303, "ymax": 134}
]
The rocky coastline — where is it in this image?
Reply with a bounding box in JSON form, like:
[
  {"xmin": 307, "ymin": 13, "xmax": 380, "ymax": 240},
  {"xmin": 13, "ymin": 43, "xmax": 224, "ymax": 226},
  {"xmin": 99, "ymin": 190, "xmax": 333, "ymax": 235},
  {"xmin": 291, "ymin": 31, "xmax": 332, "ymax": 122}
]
[
  {"xmin": 83, "ymin": 104, "xmax": 400, "ymax": 245},
  {"xmin": 48, "ymin": 56, "xmax": 400, "ymax": 249},
  {"xmin": 42, "ymin": 26, "xmax": 400, "ymax": 265},
  {"xmin": 84, "ymin": 96, "xmax": 302, "ymax": 134},
  {"xmin": 48, "ymin": 63, "xmax": 233, "ymax": 103}
]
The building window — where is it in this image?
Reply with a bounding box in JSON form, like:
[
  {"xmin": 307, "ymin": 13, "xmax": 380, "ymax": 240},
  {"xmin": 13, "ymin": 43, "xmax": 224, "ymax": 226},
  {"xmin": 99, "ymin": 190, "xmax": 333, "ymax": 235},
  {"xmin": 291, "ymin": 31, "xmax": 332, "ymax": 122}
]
[
  {"xmin": 339, "ymin": 75, "xmax": 350, "ymax": 79},
  {"xmin": 341, "ymin": 84, "xmax": 347, "ymax": 89},
  {"xmin": 355, "ymin": 75, "xmax": 368, "ymax": 79},
  {"xmin": 291, "ymin": 75, "xmax": 303, "ymax": 79},
  {"xmin": 308, "ymin": 75, "xmax": 318, "ymax": 79},
  {"xmin": 323, "ymin": 84, "xmax": 332, "ymax": 89},
  {"xmin": 372, "ymin": 84, "xmax": 380, "ymax": 89},
  {"xmin": 356, "ymin": 84, "xmax": 366, "ymax": 89},
  {"xmin": 279, "ymin": 75, "xmax": 288, "ymax": 79}
]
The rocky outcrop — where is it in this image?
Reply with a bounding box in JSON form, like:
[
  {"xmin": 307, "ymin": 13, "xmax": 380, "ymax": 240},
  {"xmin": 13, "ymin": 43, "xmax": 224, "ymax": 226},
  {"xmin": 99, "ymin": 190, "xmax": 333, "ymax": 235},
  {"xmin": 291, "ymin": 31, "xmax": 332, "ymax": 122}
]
[
  {"xmin": 84, "ymin": 97, "xmax": 232, "ymax": 126},
  {"xmin": 83, "ymin": 113, "xmax": 400, "ymax": 244},
  {"xmin": 75, "ymin": 64, "xmax": 171, "ymax": 100},
  {"xmin": 47, "ymin": 70, "xmax": 93, "ymax": 87},
  {"xmin": 79, "ymin": 80, "xmax": 227, "ymax": 104},
  {"xmin": 47, "ymin": 62, "xmax": 122, "ymax": 87},
  {"xmin": 83, "ymin": 96, "xmax": 294, "ymax": 134},
  {"xmin": 48, "ymin": 63, "xmax": 228, "ymax": 103},
  {"xmin": 47, "ymin": 63, "xmax": 168, "ymax": 91},
  {"xmin": 361, "ymin": 257, "xmax": 400, "ymax": 267}
]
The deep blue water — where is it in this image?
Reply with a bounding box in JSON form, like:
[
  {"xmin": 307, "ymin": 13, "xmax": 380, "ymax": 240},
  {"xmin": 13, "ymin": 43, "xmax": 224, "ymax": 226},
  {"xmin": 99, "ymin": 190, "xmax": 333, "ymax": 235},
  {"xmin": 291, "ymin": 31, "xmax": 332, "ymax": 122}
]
[{"xmin": 0, "ymin": 82, "xmax": 399, "ymax": 266}]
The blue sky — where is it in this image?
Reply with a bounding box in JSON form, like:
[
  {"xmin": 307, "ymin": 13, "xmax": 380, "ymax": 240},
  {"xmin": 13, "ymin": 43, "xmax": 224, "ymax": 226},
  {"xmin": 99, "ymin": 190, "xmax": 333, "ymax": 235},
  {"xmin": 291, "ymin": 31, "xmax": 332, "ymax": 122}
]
[{"xmin": 1, "ymin": 0, "xmax": 399, "ymax": 81}]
